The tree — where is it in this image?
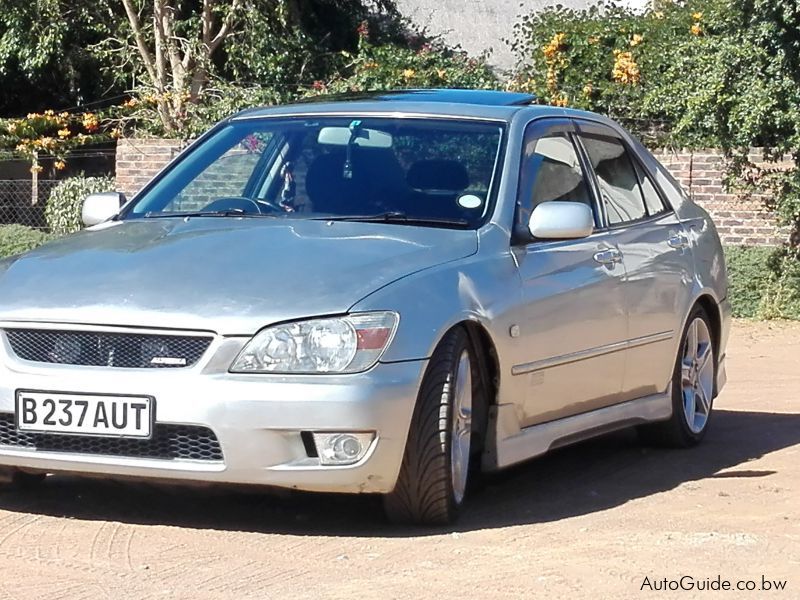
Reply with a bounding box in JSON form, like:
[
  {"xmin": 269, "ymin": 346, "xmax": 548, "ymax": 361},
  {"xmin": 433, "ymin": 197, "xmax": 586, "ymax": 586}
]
[
  {"xmin": 0, "ymin": 0, "xmax": 121, "ymax": 114},
  {"xmin": 118, "ymin": 0, "xmax": 248, "ymax": 131}
]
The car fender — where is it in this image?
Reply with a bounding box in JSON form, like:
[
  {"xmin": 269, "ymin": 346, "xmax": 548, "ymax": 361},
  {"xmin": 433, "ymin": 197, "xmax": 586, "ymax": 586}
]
[{"xmin": 350, "ymin": 231, "xmax": 521, "ymax": 367}]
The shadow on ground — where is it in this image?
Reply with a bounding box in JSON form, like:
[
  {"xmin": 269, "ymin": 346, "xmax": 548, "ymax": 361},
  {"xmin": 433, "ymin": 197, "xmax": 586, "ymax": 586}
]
[{"xmin": 1, "ymin": 409, "xmax": 798, "ymax": 537}]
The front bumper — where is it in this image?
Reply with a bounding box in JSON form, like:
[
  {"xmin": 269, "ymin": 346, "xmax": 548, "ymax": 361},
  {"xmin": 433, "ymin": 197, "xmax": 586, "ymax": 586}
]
[{"xmin": 0, "ymin": 334, "xmax": 426, "ymax": 494}]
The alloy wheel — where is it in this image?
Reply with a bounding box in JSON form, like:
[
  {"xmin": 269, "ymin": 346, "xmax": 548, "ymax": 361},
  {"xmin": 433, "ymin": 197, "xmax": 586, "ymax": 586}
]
[
  {"xmin": 450, "ymin": 350, "xmax": 473, "ymax": 504},
  {"xmin": 681, "ymin": 317, "xmax": 714, "ymax": 434}
]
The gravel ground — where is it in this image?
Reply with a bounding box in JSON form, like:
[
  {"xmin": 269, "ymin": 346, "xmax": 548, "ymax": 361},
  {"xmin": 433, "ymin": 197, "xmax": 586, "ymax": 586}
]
[{"xmin": 1, "ymin": 319, "xmax": 798, "ymax": 599}]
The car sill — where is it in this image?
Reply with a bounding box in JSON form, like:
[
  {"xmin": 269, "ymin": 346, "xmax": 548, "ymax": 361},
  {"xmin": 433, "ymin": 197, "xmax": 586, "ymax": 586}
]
[{"xmin": 484, "ymin": 389, "xmax": 672, "ymax": 471}]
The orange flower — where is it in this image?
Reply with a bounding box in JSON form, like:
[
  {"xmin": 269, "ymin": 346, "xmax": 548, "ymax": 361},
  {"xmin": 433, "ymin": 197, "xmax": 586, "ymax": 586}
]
[
  {"xmin": 30, "ymin": 164, "xmax": 44, "ymax": 174},
  {"xmin": 82, "ymin": 112, "xmax": 100, "ymax": 132},
  {"xmin": 54, "ymin": 160, "xmax": 67, "ymax": 171},
  {"xmin": 612, "ymin": 50, "xmax": 641, "ymax": 84},
  {"xmin": 35, "ymin": 137, "xmax": 56, "ymax": 150},
  {"xmin": 57, "ymin": 128, "xmax": 71, "ymax": 139},
  {"xmin": 543, "ymin": 33, "xmax": 566, "ymax": 60},
  {"xmin": 691, "ymin": 23, "xmax": 703, "ymax": 36}
]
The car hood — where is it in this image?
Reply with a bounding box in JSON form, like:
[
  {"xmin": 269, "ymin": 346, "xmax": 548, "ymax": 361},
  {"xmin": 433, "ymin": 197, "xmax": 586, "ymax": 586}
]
[{"xmin": 0, "ymin": 218, "xmax": 477, "ymax": 334}]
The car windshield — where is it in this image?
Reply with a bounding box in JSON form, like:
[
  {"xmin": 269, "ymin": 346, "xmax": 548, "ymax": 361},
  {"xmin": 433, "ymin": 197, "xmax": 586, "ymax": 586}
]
[{"xmin": 124, "ymin": 117, "xmax": 505, "ymax": 228}]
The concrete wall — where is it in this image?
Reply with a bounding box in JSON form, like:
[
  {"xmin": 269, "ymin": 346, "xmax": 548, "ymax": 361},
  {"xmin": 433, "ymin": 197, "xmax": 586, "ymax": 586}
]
[
  {"xmin": 395, "ymin": 0, "xmax": 649, "ymax": 70},
  {"xmin": 116, "ymin": 138, "xmax": 788, "ymax": 246}
]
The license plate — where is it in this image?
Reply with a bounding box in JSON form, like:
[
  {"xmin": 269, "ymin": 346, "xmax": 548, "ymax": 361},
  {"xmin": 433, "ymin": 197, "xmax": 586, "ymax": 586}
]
[{"xmin": 15, "ymin": 391, "xmax": 154, "ymax": 439}]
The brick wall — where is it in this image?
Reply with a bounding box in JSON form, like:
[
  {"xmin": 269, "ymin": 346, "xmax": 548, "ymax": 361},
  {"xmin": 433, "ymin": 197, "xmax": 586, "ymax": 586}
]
[
  {"xmin": 115, "ymin": 138, "xmax": 190, "ymax": 201},
  {"xmin": 651, "ymin": 149, "xmax": 789, "ymax": 246},
  {"xmin": 116, "ymin": 139, "xmax": 788, "ymax": 246}
]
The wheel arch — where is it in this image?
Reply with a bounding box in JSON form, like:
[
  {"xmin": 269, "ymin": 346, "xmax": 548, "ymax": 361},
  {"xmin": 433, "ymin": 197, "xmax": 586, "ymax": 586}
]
[{"xmin": 695, "ymin": 293, "xmax": 722, "ymax": 357}]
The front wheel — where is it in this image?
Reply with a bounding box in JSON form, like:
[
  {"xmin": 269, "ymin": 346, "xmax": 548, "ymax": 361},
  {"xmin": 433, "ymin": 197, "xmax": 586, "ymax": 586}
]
[
  {"xmin": 639, "ymin": 306, "xmax": 716, "ymax": 447},
  {"xmin": 383, "ymin": 327, "xmax": 477, "ymax": 525}
]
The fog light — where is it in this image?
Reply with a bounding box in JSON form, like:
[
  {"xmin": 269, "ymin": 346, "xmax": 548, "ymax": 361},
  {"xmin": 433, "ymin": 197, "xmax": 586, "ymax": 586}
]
[{"xmin": 312, "ymin": 432, "xmax": 375, "ymax": 466}]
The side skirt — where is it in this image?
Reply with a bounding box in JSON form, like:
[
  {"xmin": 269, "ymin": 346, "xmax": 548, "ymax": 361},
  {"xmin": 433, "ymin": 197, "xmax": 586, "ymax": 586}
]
[{"xmin": 482, "ymin": 389, "xmax": 673, "ymax": 471}]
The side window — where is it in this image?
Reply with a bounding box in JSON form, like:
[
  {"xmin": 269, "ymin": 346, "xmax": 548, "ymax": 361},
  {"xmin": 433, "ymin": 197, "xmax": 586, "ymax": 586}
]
[
  {"xmin": 634, "ymin": 160, "xmax": 669, "ymax": 216},
  {"xmin": 581, "ymin": 134, "xmax": 646, "ymax": 225},
  {"xmin": 517, "ymin": 129, "xmax": 594, "ymax": 234}
]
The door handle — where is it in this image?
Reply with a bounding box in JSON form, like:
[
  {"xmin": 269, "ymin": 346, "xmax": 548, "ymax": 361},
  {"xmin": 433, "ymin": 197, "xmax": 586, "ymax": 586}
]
[
  {"xmin": 593, "ymin": 248, "xmax": 622, "ymax": 265},
  {"xmin": 668, "ymin": 234, "xmax": 689, "ymax": 249}
]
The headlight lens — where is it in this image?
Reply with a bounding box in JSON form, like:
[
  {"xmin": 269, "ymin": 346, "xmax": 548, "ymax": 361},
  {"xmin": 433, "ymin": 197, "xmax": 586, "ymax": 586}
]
[{"xmin": 230, "ymin": 312, "xmax": 398, "ymax": 374}]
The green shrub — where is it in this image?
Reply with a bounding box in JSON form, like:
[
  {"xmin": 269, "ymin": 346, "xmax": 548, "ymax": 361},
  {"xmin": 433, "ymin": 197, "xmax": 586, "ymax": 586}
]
[
  {"xmin": 0, "ymin": 225, "xmax": 55, "ymax": 258},
  {"xmin": 45, "ymin": 175, "xmax": 115, "ymax": 235},
  {"xmin": 724, "ymin": 245, "xmax": 800, "ymax": 320}
]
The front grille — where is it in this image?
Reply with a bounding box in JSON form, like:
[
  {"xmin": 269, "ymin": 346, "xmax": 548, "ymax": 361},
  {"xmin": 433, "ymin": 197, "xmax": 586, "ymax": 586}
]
[
  {"xmin": 0, "ymin": 414, "xmax": 223, "ymax": 462},
  {"xmin": 4, "ymin": 329, "xmax": 212, "ymax": 369}
]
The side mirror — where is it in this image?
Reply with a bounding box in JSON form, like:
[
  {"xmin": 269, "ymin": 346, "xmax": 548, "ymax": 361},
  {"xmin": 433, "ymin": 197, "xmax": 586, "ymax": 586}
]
[
  {"xmin": 529, "ymin": 201, "xmax": 594, "ymax": 240},
  {"xmin": 82, "ymin": 192, "xmax": 126, "ymax": 227}
]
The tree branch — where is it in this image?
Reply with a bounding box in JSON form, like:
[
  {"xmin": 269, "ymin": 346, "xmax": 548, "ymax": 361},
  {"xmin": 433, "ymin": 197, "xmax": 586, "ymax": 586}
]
[
  {"xmin": 121, "ymin": 0, "xmax": 158, "ymax": 86},
  {"xmin": 207, "ymin": 0, "xmax": 245, "ymax": 54},
  {"xmin": 152, "ymin": 0, "xmax": 169, "ymax": 90}
]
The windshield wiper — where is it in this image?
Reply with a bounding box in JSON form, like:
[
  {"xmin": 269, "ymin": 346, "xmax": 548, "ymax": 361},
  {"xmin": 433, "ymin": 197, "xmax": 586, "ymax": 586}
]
[
  {"xmin": 313, "ymin": 211, "xmax": 470, "ymax": 228},
  {"xmin": 143, "ymin": 209, "xmax": 276, "ymax": 219}
]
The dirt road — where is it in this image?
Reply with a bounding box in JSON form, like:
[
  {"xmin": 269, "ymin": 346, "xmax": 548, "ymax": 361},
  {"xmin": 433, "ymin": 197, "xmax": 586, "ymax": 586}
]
[{"xmin": 1, "ymin": 320, "xmax": 798, "ymax": 599}]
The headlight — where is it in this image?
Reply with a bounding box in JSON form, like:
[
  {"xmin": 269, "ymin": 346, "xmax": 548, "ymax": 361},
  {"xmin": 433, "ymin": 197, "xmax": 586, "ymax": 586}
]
[{"xmin": 230, "ymin": 312, "xmax": 399, "ymax": 374}]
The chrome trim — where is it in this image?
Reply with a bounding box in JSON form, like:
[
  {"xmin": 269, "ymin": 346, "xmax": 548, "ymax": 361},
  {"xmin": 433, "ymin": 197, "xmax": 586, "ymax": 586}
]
[
  {"xmin": 0, "ymin": 321, "xmax": 215, "ymax": 337},
  {"xmin": 511, "ymin": 330, "xmax": 674, "ymax": 376}
]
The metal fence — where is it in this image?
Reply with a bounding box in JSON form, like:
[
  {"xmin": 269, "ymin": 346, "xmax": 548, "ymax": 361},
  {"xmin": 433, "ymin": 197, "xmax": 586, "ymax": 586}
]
[{"xmin": 0, "ymin": 179, "xmax": 60, "ymax": 229}]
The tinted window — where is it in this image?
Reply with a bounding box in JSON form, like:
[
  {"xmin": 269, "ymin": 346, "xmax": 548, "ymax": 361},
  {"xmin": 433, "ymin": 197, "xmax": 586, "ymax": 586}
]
[
  {"xmin": 127, "ymin": 118, "xmax": 504, "ymax": 229},
  {"xmin": 634, "ymin": 161, "xmax": 668, "ymax": 216},
  {"xmin": 168, "ymin": 140, "xmax": 268, "ymax": 212},
  {"xmin": 582, "ymin": 135, "xmax": 646, "ymax": 225},
  {"xmin": 517, "ymin": 132, "xmax": 593, "ymax": 232}
]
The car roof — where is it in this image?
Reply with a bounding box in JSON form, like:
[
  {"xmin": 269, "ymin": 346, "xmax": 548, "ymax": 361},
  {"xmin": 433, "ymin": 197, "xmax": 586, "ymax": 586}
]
[{"xmin": 230, "ymin": 88, "xmax": 580, "ymax": 123}]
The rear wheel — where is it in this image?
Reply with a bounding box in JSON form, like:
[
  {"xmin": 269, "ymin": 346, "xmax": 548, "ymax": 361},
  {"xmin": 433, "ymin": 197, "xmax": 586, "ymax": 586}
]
[
  {"xmin": 639, "ymin": 306, "xmax": 716, "ymax": 447},
  {"xmin": 383, "ymin": 327, "xmax": 477, "ymax": 525}
]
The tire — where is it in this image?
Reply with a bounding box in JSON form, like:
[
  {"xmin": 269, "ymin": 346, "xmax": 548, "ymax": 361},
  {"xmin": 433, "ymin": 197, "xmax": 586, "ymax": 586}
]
[
  {"xmin": 383, "ymin": 327, "xmax": 478, "ymax": 525},
  {"xmin": 638, "ymin": 306, "xmax": 716, "ymax": 447}
]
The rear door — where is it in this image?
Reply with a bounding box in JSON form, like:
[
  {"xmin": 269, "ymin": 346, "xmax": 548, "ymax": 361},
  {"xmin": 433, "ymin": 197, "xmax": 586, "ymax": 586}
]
[
  {"xmin": 575, "ymin": 120, "xmax": 694, "ymax": 400},
  {"xmin": 511, "ymin": 118, "xmax": 628, "ymax": 427}
]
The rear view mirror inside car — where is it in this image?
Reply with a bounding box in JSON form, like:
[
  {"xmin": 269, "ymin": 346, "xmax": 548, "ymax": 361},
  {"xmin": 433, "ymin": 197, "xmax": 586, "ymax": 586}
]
[{"xmin": 318, "ymin": 126, "xmax": 393, "ymax": 148}]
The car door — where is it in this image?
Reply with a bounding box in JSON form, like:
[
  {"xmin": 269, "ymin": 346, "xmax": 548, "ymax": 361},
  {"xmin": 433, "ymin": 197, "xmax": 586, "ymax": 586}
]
[
  {"xmin": 511, "ymin": 118, "xmax": 628, "ymax": 428},
  {"xmin": 575, "ymin": 121, "xmax": 695, "ymax": 401}
]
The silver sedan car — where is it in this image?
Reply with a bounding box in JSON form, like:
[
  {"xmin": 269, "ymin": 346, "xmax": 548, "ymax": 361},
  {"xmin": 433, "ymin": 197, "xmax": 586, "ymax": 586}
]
[{"xmin": 0, "ymin": 89, "xmax": 730, "ymax": 525}]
